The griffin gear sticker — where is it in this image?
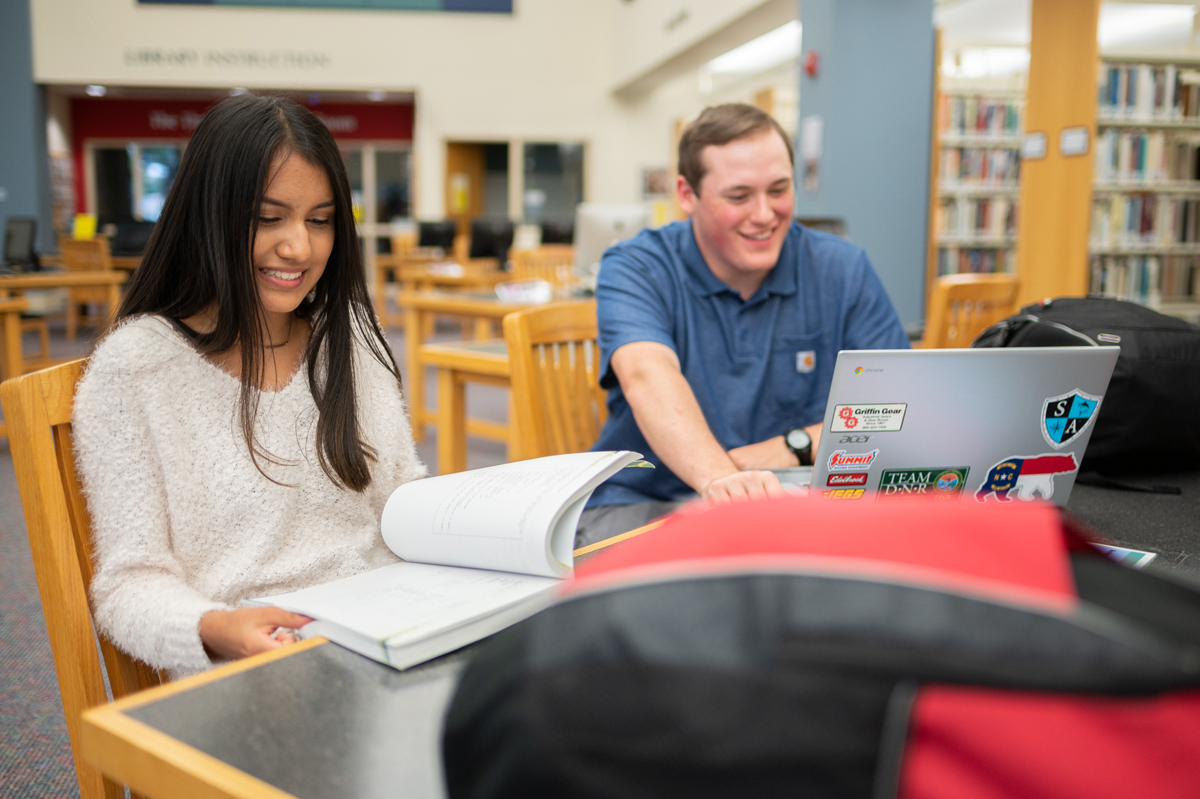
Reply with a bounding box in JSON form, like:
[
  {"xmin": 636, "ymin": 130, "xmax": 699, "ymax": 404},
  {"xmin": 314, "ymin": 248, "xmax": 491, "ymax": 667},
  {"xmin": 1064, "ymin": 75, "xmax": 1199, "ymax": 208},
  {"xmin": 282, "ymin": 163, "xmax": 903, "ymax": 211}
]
[
  {"xmin": 1041, "ymin": 389, "xmax": 1101, "ymax": 449},
  {"xmin": 830, "ymin": 404, "xmax": 906, "ymax": 433},
  {"xmin": 975, "ymin": 453, "xmax": 1078, "ymax": 503}
]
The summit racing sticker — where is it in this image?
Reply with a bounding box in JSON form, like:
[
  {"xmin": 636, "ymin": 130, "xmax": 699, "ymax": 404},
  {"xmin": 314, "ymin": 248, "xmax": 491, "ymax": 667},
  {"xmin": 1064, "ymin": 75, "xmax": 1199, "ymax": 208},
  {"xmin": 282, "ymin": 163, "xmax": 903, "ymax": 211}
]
[
  {"xmin": 827, "ymin": 450, "xmax": 879, "ymax": 471},
  {"xmin": 877, "ymin": 468, "xmax": 969, "ymax": 500},
  {"xmin": 1042, "ymin": 389, "xmax": 1101, "ymax": 450},
  {"xmin": 975, "ymin": 453, "xmax": 1078, "ymax": 503},
  {"xmin": 830, "ymin": 404, "xmax": 906, "ymax": 433}
]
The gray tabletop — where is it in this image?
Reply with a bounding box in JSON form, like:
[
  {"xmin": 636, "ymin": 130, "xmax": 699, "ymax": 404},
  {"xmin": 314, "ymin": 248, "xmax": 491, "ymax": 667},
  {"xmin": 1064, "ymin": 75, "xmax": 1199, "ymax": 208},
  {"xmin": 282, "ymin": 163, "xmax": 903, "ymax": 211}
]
[{"xmin": 121, "ymin": 472, "xmax": 1200, "ymax": 799}]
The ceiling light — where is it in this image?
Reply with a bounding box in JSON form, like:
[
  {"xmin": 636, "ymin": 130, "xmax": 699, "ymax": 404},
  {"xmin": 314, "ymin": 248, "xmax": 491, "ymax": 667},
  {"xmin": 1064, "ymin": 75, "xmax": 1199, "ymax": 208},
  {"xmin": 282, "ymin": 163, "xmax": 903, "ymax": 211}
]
[
  {"xmin": 367, "ymin": 90, "xmax": 386, "ymax": 102},
  {"xmin": 230, "ymin": 87, "xmax": 249, "ymax": 96},
  {"xmin": 705, "ymin": 20, "xmax": 801, "ymax": 76},
  {"xmin": 85, "ymin": 85, "xmax": 106, "ymax": 97}
]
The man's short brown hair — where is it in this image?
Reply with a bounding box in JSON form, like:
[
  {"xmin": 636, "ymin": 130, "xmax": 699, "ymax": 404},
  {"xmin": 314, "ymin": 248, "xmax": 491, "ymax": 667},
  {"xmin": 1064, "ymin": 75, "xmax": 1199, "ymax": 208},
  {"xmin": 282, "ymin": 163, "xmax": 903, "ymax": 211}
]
[{"xmin": 678, "ymin": 104, "xmax": 794, "ymax": 195}]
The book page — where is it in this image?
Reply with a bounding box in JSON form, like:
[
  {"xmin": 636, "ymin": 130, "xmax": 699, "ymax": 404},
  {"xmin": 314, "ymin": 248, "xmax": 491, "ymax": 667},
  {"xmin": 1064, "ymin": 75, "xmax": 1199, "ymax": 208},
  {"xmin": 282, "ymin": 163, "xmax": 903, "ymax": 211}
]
[
  {"xmin": 381, "ymin": 451, "xmax": 638, "ymax": 577},
  {"xmin": 251, "ymin": 561, "xmax": 557, "ymax": 645}
]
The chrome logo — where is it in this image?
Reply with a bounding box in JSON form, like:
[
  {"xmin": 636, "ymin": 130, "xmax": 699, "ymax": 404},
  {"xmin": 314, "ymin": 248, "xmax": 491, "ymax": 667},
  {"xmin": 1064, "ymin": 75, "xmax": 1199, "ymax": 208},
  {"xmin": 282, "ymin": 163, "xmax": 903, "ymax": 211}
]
[{"xmin": 854, "ymin": 367, "xmax": 864, "ymax": 375}]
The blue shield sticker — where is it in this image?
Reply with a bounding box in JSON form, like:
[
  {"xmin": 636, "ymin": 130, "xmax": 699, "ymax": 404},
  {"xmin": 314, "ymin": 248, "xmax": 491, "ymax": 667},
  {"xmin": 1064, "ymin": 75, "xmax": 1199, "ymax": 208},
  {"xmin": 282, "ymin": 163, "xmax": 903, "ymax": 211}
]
[{"xmin": 1041, "ymin": 389, "xmax": 1101, "ymax": 450}]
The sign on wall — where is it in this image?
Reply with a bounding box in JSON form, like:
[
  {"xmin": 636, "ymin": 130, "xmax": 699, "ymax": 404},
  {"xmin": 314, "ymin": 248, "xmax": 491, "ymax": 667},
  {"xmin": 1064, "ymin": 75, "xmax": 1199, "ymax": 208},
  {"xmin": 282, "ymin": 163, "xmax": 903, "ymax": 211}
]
[{"xmin": 137, "ymin": 0, "xmax": 511, "ymax": 11}]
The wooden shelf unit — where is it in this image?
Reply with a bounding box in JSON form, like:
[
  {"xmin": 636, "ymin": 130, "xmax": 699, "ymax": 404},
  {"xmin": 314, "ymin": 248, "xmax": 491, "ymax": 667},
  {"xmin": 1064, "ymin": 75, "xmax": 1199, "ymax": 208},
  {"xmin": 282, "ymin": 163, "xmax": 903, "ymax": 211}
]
[
  {"xmin": 1089, "ymin": 56, "xmax": 1200, "ymax": 314},
  {"xmin": 931, "ymin": 80, "xmax": 1026, "ymax": 278}
]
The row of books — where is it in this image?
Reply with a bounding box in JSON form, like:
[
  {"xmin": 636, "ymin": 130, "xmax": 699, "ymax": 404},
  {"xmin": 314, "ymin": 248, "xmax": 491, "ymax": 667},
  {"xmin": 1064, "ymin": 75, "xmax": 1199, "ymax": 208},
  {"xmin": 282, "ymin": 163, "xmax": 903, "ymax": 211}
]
[
  {"xmin": 936, "ymin": 196, "xmax": 1018, "ymax": 240},
  {"xmin": 936, "ymin": 246, "xmax": 1015, "ymax": 277},
  {"xmin": 938, "ymin": 94, "xmax": 1021, "ymax": 138},
  {"xmin": 1091, "ymin": 194, "xmax": 1200, "ymax": 248},
  {"xmin": 940, "ymin": 146, "xmax": 1021, "ymax": 185},
  {"xmin": 1094, "ymin": 129, "xmax": 1200, "ymax": 184},
  {"xmin": 1096, "ymin": 63, "xmax": 1195, "ymax": 120},
  {"xmin": 1090, "ymin": 254, "xmax": 1200, "ymax": 304}
]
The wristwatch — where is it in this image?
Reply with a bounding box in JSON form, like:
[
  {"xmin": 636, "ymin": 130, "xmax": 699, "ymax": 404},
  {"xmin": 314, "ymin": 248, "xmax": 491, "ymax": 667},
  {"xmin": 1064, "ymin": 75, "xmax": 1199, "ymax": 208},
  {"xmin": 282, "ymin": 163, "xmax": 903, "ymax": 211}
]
[{"xmin": 784, "ymin": 427, "xmax": 813, "ymax": 466}]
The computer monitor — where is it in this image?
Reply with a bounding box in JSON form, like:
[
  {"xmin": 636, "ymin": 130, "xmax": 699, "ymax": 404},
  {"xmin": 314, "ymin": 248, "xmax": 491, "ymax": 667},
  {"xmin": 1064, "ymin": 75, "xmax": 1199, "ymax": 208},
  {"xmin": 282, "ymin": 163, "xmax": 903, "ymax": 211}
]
[
  {"xmin": 539, "ymin": 219, "xmax": 575, "ymax": 245},
  {"xmin": 4, "ymin": 217, "xmax": 38, "ymax": 270},
  {"xmin": 469, "ymin": 219, "xmax": 514, "ymax": 262},
  {"xmin": 108, "ymin": 221, "xmax": 156, "ymax": 256},
  {"xmin": 417, "ymin": 221, "xmax": 458, "ymax": 251},
  {"xmin": 573, "ymin": 204, "xmax": 648, "ymax": 280}
]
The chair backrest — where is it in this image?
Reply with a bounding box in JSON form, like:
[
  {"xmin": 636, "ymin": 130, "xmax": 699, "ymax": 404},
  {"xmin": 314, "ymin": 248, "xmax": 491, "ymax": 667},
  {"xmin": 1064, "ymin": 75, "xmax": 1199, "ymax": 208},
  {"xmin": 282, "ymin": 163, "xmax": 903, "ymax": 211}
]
[
  {"xmin": 922, "ymin": 273, "xmax": 1019, "ymax": 348},
  {"xmin": 511, "ymin": 245, "xmax": 576, "ymax": 286},
  {"xmin": 503, "ymin": 301, "xmax": 606, "ymax": 460},
  {"xmin": 1, "ymin": 360, "xmax": 165, "ymax": 799},
  {"xmin": 59, "ymin": 237, "xmax": 113, "ymax": 272},
  {"xmin": 5, "ymin": 216, "xmax": 38, "ymax": 267}
]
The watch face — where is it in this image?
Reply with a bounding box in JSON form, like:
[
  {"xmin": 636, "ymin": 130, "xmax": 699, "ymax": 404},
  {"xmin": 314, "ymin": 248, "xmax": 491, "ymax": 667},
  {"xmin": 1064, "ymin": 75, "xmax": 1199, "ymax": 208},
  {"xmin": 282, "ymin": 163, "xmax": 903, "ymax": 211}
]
[{"xmin": 786, "ymin": 428, "xmax": 812, "ymax": 451}]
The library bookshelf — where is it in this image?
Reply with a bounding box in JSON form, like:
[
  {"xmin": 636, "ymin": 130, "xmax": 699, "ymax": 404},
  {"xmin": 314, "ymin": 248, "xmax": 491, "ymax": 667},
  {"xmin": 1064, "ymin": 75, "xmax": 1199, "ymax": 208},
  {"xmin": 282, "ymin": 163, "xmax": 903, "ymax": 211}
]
[
  {"xmin": 933, "ymin": 80, "xmax": 1025, "ymax": 278},
  {"xmin": 1091, "ymin": 56, "xmax": 1200, "ymax": 323}
]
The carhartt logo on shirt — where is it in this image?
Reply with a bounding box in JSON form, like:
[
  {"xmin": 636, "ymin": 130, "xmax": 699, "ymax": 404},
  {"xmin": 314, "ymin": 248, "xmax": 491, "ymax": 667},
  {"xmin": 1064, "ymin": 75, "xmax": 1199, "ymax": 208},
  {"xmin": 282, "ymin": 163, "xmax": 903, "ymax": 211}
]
[{"xmin": 796, "ymin": 351, "xmax": 816, "ymax": 373}]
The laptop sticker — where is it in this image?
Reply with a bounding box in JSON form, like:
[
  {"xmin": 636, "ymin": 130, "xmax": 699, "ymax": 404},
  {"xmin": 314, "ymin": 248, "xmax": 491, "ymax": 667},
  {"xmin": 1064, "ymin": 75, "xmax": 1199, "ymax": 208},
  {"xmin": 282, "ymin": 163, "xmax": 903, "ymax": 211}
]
[
  {"xmin": 1041, "ymin": 389, "xmax": 1101, "ymax": 450},
  {"xmin": 796, "ymin": 350, "xmax": 816, "ymax": 373},
  {"xmin": 877, "ymin": 468, "xmax": 969, "ymax": 500},
  {"xmin": 827, "ymin": 473, "xmax": 868, "ymax": 487},
  {"xmin": 974, "ymin": 453, "xmax": 1078, "ymax": 503},
  {"xmin": 827, "ymin": 450, "xmax": 879, "ymax": 471},
  {"xmin": 830, "ymin": 404, "xmax": 906, "ymax": 433},
  {"xmin": 821, "ymin": 489, "xmax": 865, "ymax": 500}
]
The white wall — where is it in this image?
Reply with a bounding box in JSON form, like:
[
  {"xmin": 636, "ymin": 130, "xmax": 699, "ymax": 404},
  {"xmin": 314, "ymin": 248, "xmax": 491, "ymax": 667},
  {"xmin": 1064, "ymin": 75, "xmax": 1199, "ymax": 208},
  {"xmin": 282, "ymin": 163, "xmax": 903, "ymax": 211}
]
[{"xmin": 30, "ymin": 0, "xmax": 636, "ymax": 217}]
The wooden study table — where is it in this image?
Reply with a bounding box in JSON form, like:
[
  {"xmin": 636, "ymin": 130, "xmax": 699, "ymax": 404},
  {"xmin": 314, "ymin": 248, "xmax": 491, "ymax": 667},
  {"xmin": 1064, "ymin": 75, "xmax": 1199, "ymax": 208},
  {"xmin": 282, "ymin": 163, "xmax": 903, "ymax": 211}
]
[
  {"xmin": 400, "ymin": 290, "xmax": 564, "ymax": 445},
  {"xmin": 79, "ymin": 527, "xmax": 661, "ymax": 799},
  {"xmin": 0, "ymin": 297, "xmax": 31, "ymax": 383},
  {"xmin": 375, "ymin": 258, "xmax": 507, "ymax": 328},
  {"xmin": 76, "ymin": 473, "xmax": 1200, "ymax": 798},
  {"xmin": 0, "ymin": 271, "xmax": 126, "ymax": 376},
  {"xmin": 418, "ymin": 338, "xmax": 511, "ymax": 474}
]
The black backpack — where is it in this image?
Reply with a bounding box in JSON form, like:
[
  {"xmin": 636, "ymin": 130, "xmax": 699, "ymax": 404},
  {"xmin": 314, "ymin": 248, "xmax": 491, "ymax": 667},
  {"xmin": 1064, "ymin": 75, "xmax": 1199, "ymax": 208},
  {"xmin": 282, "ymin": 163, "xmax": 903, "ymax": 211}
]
[{"xmin": 972, "ymin": 297, "xmax": 1200, "ymax": 475}]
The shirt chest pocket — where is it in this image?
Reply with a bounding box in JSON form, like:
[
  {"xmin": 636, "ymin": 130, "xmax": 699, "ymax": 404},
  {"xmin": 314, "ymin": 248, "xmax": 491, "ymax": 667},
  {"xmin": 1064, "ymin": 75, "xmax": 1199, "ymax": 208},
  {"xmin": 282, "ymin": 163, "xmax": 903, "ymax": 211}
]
[{"xmin": 767, "ymin": 333, "xmax": 832, "ymax": 423}]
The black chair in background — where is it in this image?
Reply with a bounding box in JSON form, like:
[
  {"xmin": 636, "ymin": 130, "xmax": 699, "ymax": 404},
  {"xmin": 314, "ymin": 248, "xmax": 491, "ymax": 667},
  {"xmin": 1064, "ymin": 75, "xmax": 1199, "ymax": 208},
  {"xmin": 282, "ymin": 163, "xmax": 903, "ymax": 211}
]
[
  {"xmin": 2, "ymin": 217, "xmax": 49, "ymax": 366},
  {"xmin": 4, "ymin": 217, "xmax": 40, "ymax": 271},
  {"xmin": 469, "ymin": 219, "xmax": 515, "ymax": 264},
  {"xmin": 417, "ymin": 221, "xmax": 458, "ymax": 252},
  {"xmin": 539, "ymin": 219, "xmax": 575, "ymax": 245}
]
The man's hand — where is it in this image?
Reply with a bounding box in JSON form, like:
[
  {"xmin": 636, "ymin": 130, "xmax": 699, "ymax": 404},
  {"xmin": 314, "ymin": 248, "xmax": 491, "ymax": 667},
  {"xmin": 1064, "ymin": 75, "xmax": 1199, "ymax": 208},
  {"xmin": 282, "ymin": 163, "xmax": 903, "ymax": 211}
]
[
  {"xmin": 199, "ymin": 606, "xmax": 314, "ymax": 662},
  {"xmin": 727, "ymin": 423, "xmax": 824, "ymax": 470},
  {"xmin": 703, "ymin": 470, "xmax": 789, "ymax": 503}
]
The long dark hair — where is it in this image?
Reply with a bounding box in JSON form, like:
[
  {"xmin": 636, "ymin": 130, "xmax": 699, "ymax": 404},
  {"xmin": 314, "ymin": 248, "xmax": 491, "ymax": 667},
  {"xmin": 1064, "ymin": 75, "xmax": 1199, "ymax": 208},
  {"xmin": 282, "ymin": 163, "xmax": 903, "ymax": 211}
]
[{"xmin": 120, "ymin": 95, "xmax": 400, "ymax": 492}]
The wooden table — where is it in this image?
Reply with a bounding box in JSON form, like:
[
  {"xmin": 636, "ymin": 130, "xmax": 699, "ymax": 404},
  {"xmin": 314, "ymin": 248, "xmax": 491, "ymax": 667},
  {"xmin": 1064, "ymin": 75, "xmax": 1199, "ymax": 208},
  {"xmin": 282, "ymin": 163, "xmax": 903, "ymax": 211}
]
[
  {"xmin": 400, "ymin": 291, "xmax": 551, "ymax": 444},
  {"xmin": 39, "ymin": 254, "xmax": 141, "ymax": 271},
  {"xmin": 0, "ymin": 271, "xmax": 126, "ymax": 374},
  {"xmin": 78, "ymin": 526, "xmax": 662, "ymax": 799},
  {"xmin": 0, "ymin": 296, "xmax": 31, "ymax": 383},
  {"xmin": 375, "ymin": 258, "xmax": 508, "ymax": 328},
  {"xmin": 419, "ymin": 339, "xmax": 511, "ymax": 474}
]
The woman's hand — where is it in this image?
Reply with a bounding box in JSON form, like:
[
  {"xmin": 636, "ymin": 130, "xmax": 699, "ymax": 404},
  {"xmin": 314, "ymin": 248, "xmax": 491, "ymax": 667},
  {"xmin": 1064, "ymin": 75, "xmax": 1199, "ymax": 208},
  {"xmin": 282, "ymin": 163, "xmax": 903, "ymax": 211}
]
[{"xmin": 199, "ymin": 606, "xmax": 314, "ymax": 662}]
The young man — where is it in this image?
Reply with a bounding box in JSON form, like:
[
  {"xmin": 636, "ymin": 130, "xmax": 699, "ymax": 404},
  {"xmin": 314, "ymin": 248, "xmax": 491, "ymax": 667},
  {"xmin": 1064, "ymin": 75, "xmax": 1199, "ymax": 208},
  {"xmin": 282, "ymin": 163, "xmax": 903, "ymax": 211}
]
[{"xmin": 577, "ymin": 104, "xmax": 909, "ymax": 543}]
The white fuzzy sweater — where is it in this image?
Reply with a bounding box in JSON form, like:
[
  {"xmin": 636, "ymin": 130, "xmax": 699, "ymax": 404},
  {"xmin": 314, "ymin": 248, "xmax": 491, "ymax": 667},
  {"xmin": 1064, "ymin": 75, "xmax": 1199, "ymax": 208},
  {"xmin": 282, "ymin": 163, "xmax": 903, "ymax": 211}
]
[{"xmin": 73, "ymin": 315, "xmax": 427, "ymax": 678}]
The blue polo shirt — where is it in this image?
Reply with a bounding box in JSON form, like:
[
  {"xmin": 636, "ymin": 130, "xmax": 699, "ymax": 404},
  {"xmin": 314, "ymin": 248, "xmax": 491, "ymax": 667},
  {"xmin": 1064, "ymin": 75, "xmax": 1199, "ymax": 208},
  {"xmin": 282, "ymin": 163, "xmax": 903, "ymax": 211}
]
[{"xmin": 588, "ymin": 220, "xmax": 909, "ymax": 506}]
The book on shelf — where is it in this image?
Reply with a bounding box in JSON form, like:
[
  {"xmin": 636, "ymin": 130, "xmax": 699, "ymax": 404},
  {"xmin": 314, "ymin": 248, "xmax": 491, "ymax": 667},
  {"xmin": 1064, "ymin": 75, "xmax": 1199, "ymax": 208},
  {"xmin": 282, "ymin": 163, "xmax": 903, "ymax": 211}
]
[
  {"xmin": 937, "ymin": 246, "xmax": 1014, "ymax": 277},
  {"xmin": 940, "ymin": 146, "xmax": 1021, "ymax": 185},
  {"xmin": 938, "ymin": 196, "xmax": 1017, "ymax": 241},
  {"xmin": 1097, "ymin": 62, "xmax": 1186, "ymax": 120},
  {"xmin": 939, "ymin": 93, "xmax": 1022, "ymax": 138},
  {"xmin": 1090, "ymin": 254, "xmax": 1199, "ymax": 305},
  {"xmin": 1094, "ymin": 129, "xmax": 1200, "ymax": 184},
  {"xmin": 1091, "ymin": 194, "xmax": 1200, "ymax": 250},
  {"xmin": 248, "ymin": 450, "xmax": 643, "ymax": 669}
]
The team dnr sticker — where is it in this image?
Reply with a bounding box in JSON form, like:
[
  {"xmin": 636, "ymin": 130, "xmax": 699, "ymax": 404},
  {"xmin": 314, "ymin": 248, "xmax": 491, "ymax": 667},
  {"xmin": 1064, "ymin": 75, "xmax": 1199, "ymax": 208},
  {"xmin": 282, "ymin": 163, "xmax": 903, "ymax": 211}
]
[
  {"xmin": 830, "ymin": 404, "xmax": 906, "ymax": 433},
  {"xmin": 877, "ymin": 468, "xmax": 969, "ymax": 500}
]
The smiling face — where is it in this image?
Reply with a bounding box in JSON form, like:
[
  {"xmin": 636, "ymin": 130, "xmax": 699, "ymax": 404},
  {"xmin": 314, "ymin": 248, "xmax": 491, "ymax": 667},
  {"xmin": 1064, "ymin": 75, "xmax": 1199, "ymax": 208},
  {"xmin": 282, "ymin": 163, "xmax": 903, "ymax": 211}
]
[
  {"xmin": 677, "ymin": 128, "xmax": 794, "ymax": 299},
  {"xmin": 252, "ymin": 153, "xmax": 335, "ymax": 323}
]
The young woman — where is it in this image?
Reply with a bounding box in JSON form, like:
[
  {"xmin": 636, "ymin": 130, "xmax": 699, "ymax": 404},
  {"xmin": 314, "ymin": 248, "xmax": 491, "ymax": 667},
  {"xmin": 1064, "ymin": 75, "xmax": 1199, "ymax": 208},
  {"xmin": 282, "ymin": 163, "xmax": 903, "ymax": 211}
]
[{"xmin": 73, "ymin": 96, "xmax": 426, "ymax": 678}]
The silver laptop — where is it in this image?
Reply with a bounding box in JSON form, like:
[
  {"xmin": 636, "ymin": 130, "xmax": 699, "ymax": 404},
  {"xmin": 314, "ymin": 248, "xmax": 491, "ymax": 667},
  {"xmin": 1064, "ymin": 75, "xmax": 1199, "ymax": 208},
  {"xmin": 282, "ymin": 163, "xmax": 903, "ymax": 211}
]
[{"xmin": 804, "ymin": 347, "xmax": 1121, "ymax": 506}]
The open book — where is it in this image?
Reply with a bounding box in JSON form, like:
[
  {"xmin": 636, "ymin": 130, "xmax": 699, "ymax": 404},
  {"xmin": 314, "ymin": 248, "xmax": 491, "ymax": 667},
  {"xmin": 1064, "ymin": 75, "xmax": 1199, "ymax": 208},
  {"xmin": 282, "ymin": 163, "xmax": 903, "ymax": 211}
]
[{"xmin": 249, "ymin": 451, "xmax": 642, "ymax": 669}]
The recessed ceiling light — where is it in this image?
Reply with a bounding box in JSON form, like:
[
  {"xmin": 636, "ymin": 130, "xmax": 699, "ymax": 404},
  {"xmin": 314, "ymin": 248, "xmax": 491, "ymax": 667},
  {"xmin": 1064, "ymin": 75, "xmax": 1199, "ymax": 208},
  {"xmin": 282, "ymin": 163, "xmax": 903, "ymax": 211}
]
[
  {"xmin": 86, "ymin": 85, "xmax": 106, "ymax": 97},
  {"xmin": 308, "ymin": 93, "xmax": 321, "ymax": 105},
  {"xmin": 367, "ymin": 90, "xmax": 386, "ymax": 102},
  {"xmin": 230, "ymin": 87, "xmax": 249, "ymax": 96}
]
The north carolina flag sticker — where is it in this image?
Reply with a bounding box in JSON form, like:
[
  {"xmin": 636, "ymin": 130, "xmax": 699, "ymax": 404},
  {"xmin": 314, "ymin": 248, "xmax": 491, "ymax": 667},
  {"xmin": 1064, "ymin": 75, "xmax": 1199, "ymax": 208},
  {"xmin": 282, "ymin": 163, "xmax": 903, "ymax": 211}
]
[{"xmin": 796, "ymin": 350, "xmax": 816, "ymax": 373}]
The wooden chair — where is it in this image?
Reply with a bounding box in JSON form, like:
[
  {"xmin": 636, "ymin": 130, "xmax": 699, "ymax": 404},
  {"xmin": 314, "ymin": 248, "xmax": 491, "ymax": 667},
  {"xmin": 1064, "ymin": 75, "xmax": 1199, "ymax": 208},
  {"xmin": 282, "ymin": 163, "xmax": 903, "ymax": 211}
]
[
  {"xmin": 503, "ymin": 301, "xmax": 605, "ymax": 460},
  {"xmin": 59, "ymin": 238, "xmax": 115, "ymax": 341},
  {"xmin": 1, "ymin": 360, "xmax": 165, "ymax": 799},
  {"xmin": 511, "ymin": 244, "xmax": 576, "ymax": 287},
  {"xmin": 920, "ymin": 273, "xmax": 1019, "ymax": 348}
]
